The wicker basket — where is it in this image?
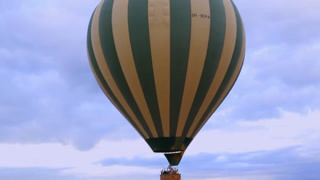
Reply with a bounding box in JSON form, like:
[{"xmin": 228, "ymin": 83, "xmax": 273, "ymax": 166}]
[{"xmin": 160, "ymin": 174, "xmax": 181, "ymax": 180}]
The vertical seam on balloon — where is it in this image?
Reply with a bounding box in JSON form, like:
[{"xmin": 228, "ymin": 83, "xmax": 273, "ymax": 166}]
[
  {"xmin": 186, "ymin": 0, "xmax": 237, "ymax": 137},
  {"xmin": 111, "ymin": 0, "xmax": 158, "ymax": 138},
  {"xmin": 88, "ymin": 5, "xmax": 107, "ymax": 98},
  {"xmin": 191, "ymin": 26, "xmax": 245, "ymax": 138},
  {"xmin": 179, "ymin": 0, "xmax": 226, "ymax": 138},
  {"xmin": 175, "ymin": 0, "xmax": 211, "ymax": 137},
  {"xmin": 87, "ymin": 6, "xmax": 147, "ymax": 138},
  {"xmin": 90, "ymin": 3, "xmax": 118, "ymax": 120},
  {"xmin": 148, "ymin": 0, "xmax": 171, "ymax": 137},
  {"xmin": 91, "ymin": 2, "xmax": 149, "ymax": 138},
  {"xmin": 91, "ymin": 0, "xmax": 150, "ymax": 138},
  {"xmin": 88, "ymin": 45, "xmax": 147, "ymax": 139},
  {"xmin": 128, "ymin": 0, "xmax": 164, "ymax": 137},
  {"xmin": 169, "ymin": 0, "xmax": 192, "ymax": 136},
  {"xmin": 98, "ymin": 0, "xmax": 154, "ymax": 138},
  {"xmin": 189, "ymin": 1, "xmax": 245, "ymax": 138}
]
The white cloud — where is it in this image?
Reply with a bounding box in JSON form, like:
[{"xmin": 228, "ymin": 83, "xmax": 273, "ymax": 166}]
[
  {"xmin": 0, "ymin": 139, "xmax": 157, "ymax": 169},
  {"xmin": 61, "ymin": 164, "xmax": 158, "ymax": 178},
  {"xmin": 0, "ymin": 139, "xmax": 160, "ymax": 179},
  {"xmin": 0, "ymin": 110, "xmax": 319, "ymax": 179},
  {"xmin": 187, "ymin": 110, "xmax": 320, "ymax": 155}
]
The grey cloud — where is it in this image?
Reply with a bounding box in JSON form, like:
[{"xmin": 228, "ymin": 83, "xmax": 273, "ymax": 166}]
[
  {"xmin": 1, "ymin": 0, "xmax": 320, "ymax": 151},
  {"xmin": 225, "ymin": 43, "xmax": 320, "ymax": 120},
  {"xmin": 0, "ymin": 0, "xmax": 138, "ymax": 150},
  {"xmin": 236, "ymin": 0, "xmax": 320, "ymax": 46},
  {"xmin": 208, "ymin": 0, "xmax": 320, "ymax": 122}
]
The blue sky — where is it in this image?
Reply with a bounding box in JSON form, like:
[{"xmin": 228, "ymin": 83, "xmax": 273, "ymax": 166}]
[{"xmin": 1, "ymin": 0, "xmax": 320, "ymax": 179}]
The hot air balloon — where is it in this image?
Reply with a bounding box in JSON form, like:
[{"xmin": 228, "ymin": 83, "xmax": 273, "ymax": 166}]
[{"xmin": 87, "ymin": 0, "xmax": 245, "ymax": 166}]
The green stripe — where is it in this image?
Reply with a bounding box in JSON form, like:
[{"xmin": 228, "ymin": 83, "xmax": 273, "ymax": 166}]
[
  {"xmin": 191, "ymin": 1, "xmax": 245, "ymax": 138},
  {"xmin": 87, "ymin": 12, "xmax": 145, "ymax": 138},
  {"xmin": 181, "ymin": 0, "xmax": 227, "ymax": 137},
  {"xmin": 128, "ymin": 0, "xmax": 163, "ymax": 137},
  {"xmin": 170, "ymin": 0, "xmax": 192, "ymax": 136},
  {"xmin": 98, "ymin": 0, "xmax": 153, "ymax": 138}
]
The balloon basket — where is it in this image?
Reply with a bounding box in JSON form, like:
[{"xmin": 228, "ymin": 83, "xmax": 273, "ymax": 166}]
[{"xmin": 160, "ymin": 166, "xmax": 181, "ymax": 180}]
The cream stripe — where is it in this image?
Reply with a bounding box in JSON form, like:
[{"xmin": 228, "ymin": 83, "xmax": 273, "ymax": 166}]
[
  {"xmin": 176, "ymin": 0, "xmax": 211, "ymax": 136},
  {"xmin": 88, "ymin": 3, "xmax": 112, "ymax": 105},
  {"xmin": 112, "ymin": 0, "xmax": 158, "ymax": 137},
  {"xmin": 186, "ymin": 0, "xmax": 237, "ymax": 137},
  {"xmin": 90, "ymin": 2, "xmax": 148, "ymax": 138},
  {"xmin": 148, "ymin": 0, "xmax": 170, "ymax": 137},
  {"xmin": 189, "ymin": 25, "xmax": 246, "ymax": 138}
]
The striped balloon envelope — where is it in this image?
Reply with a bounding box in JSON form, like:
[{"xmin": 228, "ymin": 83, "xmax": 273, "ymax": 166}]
[{"xmin": 87, "ymin": 0, "xmax": 245, "ymax": 165}]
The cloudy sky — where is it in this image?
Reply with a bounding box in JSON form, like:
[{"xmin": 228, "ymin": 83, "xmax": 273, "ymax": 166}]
[{"xmin": 1, "ymin": 0, "xmax": 320, "ymax": 179}]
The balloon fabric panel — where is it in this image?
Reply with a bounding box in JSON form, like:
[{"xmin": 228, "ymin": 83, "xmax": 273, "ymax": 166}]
[{"xmin": 87, "ymin": 0, "xmax": 245, "ymax": 165}]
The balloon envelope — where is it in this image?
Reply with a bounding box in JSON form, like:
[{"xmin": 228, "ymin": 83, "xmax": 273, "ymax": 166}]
[{"xmin": 87, "ymin": 0, "xmax": 245, "ymax": 165}]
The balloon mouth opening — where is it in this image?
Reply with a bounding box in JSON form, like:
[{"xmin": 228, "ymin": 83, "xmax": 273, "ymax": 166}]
[
  {"xmin": 162, "ymin": 151, "xmax": 182, "ymax": 154},
  {"xmin": 154, "ymin": 150, "xmax": 182, "ymax": 153}
]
